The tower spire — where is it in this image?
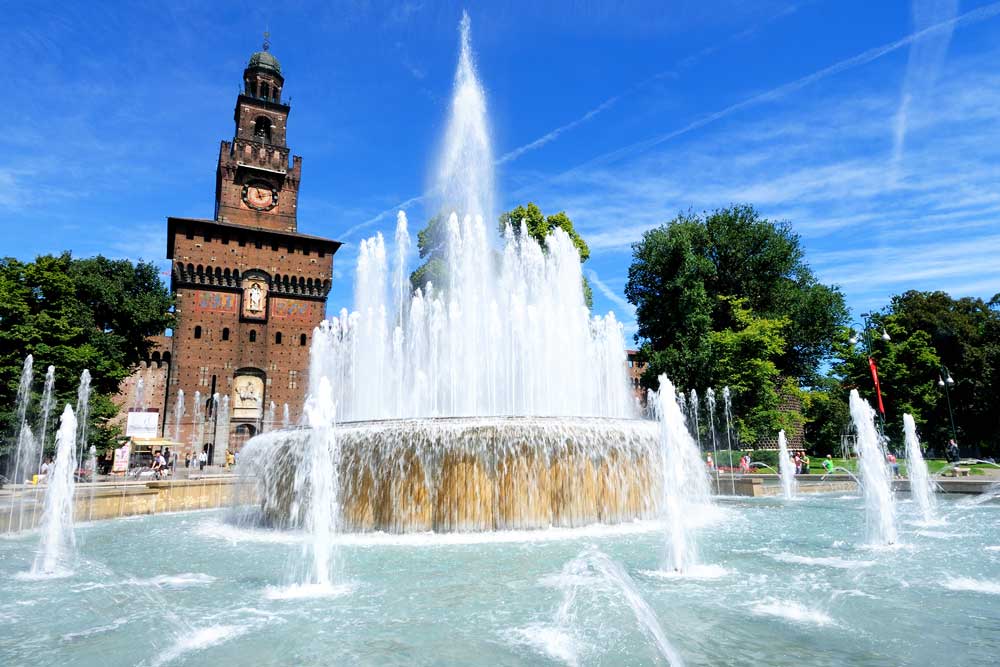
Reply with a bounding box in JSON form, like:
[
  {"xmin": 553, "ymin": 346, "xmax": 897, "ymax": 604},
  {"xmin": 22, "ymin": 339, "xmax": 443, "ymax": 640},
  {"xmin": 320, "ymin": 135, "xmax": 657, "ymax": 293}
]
[{"xmin": 263, "ymin": 28, "xmax": 270, "ymax": 52}]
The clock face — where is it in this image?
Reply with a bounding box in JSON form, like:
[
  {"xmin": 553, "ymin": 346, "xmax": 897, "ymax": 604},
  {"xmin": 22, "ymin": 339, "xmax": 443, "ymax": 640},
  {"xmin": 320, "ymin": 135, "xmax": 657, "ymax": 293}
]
[{"xmin": 242, "ymin": 183, "xmax": 277, "ymax": 211}]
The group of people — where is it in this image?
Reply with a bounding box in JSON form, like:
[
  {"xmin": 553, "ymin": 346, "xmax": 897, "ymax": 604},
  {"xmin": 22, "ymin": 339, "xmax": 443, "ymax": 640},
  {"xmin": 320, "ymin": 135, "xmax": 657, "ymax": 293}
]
[
  {"xmin": 183, "ymin": 449, "xmax": 209, "ymax": 470},
  {"xmin": 791, "ymin": 450, "xmax": 811, "ymax": 475}
]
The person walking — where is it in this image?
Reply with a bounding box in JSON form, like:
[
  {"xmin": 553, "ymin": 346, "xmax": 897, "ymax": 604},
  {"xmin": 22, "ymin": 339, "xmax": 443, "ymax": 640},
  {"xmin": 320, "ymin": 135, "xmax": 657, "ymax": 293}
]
[{"xmin": 198, "ymin": 448, "xmax": 208, "ymax": 471}]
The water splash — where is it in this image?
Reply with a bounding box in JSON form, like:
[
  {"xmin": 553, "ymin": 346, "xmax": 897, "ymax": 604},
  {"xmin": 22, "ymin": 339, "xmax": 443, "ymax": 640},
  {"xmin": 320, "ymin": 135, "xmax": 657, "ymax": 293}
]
[
  {"xmin": 651, "ymin": 375, "xmax": 711, "ymax": 572},
  {"xmin": 553, "ymin": 548, "xmax": 685, "ymax": 666},
  {"xmin": 848, "ymin": 390, "xmax": 897, "ymax": 545},
  {"xmin": 133, "ymin": 376, "xmax": 145, "ymax": 410},
  {"xmin": 777, "ymin": 430, "xmax": 797, "ymax": 500},
  {"xmin": 192, "ymin": 390, "xmax": 204, "ymax": 456},
  {"xmin": 32, "ymin": 405, "xmax": 77, "ymax": 575},
  {"xmin": 6, "ymin": 355, "xmax": 34, "ymax": 501},
  {"xmin": 903, "ymin": 414, "xmax": 937, "ymax": 523},
  {"xmin": 173, "ymin": 389, "xmax": 185, "ymax": 445},
  {"xmin": 433, "ymin": 10, "xmax": 494, "ymax": 221},
  {"xmin": 264, "ymin": 401, "xmax": 276, "ymax": 433}
]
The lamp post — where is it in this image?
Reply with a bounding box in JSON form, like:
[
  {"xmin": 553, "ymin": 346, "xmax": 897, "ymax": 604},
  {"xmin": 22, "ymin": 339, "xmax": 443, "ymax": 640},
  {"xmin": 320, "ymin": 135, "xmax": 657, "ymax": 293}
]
[
  {"xmin": 937, "ymin": 366, "xmax": 957, "ymax": 444},
  {"xmin": 848, "ymin": 313, "xmax": 890, "ymax": 434}
]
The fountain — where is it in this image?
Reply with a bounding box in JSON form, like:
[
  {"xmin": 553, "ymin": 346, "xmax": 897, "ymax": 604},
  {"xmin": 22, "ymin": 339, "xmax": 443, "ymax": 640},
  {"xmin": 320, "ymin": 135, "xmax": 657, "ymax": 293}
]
[
  {"xmin": 31, "ymin": 405, "xmax": 77, "ymax": 576},
  {"xmin": 191, "ymin": 390, "xmax": 204, "ymax": 457},
  {"xmin": 649, "ymin": 375, "xmax": 711, "ymax": 573},
  {"xmin": 241, "ymin": 10, "xmax": 655, "ymax": 536},
  {"xmin": 172, "ymin": 389, "xmax": 185, "ymax": 445},
  {"xmin": 777, "ymin": 430, "xmax": 797, "ymax": 500},
  {"xmin": 264, "ymin": 401, "xmax": 276, "ymax": 433},
  {"xmin": 848, "ymin": 390, "xmax": 897, "ymax": 545},
  {"xmin": 133, "ymin": 375, "xmax": 145, "ymax": 410},
  {"xmin": 903, "ymin": 413, "xmax": 937, "ymax": 523}
]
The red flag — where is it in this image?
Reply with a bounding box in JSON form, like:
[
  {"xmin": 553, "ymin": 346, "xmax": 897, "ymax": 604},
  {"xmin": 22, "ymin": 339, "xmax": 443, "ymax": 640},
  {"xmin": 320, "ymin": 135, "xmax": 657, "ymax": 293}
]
[{"xmin": 868, "ymin": 356, "xmax": 885, "ymax": 415}]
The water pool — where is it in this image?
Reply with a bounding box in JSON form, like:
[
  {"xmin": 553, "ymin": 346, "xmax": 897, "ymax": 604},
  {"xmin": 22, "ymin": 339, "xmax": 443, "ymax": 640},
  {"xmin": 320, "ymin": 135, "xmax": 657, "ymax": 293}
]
[{"xmin": 1, "ymin": 493, "xmax": 998, "ymax": 666}]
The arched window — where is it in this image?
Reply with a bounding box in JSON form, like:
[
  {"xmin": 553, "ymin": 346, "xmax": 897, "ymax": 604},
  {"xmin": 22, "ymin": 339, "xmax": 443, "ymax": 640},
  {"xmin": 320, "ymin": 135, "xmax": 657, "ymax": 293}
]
[
  {"xmin": 222, "ymin": 327, "xmax": 230, "ymax": 341},
  {"xmin": 275, "ymin": 332, "xmax": 282, "ymax": 345},
  {"xmin": 194, "ymin": 326, "xmax": 202, "ymax": 339},
  {"xmin": 261, "ymin": 83, "xmax": 270, "ymax": 100},
  {"xmin": 253, "ymin": 116, "xmax": 272, "ymax": 142},
  {"xmin": 249, "ymin": 330, "xmax": 257, "ymax": 343},
  {"xmin": 300, "ymin": 333, "xmax": 307, "ymax": 346}
]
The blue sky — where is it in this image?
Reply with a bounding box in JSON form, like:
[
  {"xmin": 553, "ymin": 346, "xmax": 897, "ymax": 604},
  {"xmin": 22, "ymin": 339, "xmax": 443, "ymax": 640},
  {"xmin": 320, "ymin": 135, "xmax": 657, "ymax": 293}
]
[{"xmin": 4, "ymin": 0, "xmax": 1000, "ymax": 341}]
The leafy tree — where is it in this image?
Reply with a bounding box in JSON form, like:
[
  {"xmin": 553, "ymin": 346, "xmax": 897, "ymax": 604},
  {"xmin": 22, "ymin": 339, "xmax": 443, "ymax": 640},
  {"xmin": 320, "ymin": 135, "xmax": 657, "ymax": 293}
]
[
  {"xmin": 0, "ymin": 253, "xmax": 173, "ymax": 458},
  {"xmin": 411, "ymin": 203, "xmax": 594, "ymax": 307},
  {"xmin": 625, "ymin": 205, "xmax": 848, "ymax": 446},
  {"xmin": 837, "ymin": 291, "xmax": 1000, "ymax": 456},
  {"xmin": 706, "ymin": 297, "xmax": 793, "ymax": 443}
]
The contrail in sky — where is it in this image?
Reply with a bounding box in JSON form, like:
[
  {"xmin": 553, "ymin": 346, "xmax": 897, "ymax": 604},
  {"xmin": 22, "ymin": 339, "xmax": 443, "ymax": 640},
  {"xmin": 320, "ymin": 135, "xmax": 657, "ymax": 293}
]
[
  {"xmin": 556, "ymin": 0, "xmax": 1000, "ymax": 178},
  {"xmin": 347, "ymin": 1, "xmax": 1000, "ymax": 239}
]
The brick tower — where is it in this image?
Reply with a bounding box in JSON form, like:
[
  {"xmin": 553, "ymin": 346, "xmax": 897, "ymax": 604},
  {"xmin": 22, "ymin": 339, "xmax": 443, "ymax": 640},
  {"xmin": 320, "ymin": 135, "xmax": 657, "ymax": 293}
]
[{"xmin": 159, "ymin": 37, "xmax": 340, "ymax": 461}]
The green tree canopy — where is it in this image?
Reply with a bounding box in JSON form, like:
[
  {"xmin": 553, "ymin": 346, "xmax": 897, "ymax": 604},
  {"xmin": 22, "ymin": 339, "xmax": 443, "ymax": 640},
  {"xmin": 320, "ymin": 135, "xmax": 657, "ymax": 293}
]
[
  {"xmin": 625, "ymin": 205, "xmax": 848, "ymax": 444},
  {"xmin": 0, "ymin": 253, "xmax": 173, "ymax": 456},
  {"xmin": 836, "ymin": 290, "xmax": 1000, "ymax": 455}
]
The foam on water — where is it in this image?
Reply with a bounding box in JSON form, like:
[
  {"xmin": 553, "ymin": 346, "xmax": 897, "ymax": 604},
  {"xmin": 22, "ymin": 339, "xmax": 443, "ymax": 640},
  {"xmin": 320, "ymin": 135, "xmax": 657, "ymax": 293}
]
[
  {"xmin": 150, "ymin": 624, "xmax": 249, "ymax": 666},
  {"xmin": 751, "ymin": 599, "xmax": 835, "ymax": 626},
  {"xmin": 770, "ymin": 552, "xmax": 876, "ymax": 569},
  {"xmin": 509, "ymin": 624, "xmax": 580, "ymax": 666},
  {"xmin": 942, "ymin": 577, "xmax": 1000, "ymax": 595},
  {"xmin": 641, "ymin": 564, "xmax": 730, "ymax": 580},
  {"xmin": 263, "ymin": 582, "xmax": 354, "ymax": 600},
  {"xmin": 136, "ymin": 573, "xmax": 216, "ymax": 588}
]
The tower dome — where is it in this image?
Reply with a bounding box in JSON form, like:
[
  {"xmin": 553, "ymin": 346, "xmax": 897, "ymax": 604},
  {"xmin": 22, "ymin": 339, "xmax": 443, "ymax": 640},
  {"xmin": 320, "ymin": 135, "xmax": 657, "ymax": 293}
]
[{"xmin": 248, "ymin": 49, "xmax": 281, "ymax": 75}]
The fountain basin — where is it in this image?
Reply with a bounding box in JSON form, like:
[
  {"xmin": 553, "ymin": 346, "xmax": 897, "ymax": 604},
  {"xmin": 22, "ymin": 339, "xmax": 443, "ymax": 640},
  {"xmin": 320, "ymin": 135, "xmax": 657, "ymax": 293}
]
[{"xmin": 241, "ymin": 416, "xmax": 662, "ymax": 533}]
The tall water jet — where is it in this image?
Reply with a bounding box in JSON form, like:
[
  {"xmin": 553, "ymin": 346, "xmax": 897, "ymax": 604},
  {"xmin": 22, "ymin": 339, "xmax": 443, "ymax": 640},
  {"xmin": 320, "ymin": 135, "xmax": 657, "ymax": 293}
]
[
  {"xmin": 688, "ymin": 389, "xmax": 701, "ymax": 452},
  {"xmin": 75, "ymin": 370, "xmax": 92, "ymax": 467},
  {"xmin": 32, "ymin": 405, "xmax": 77, "ymax": 576},
  {"xmin": 848, "ymin": 390, "xmax": 897, "ymax": 545},
  {"xmin": 282, "ymin": 403, "xmax": 290, "ymax": 429},
  {"xmin": 903, "ymin": 413, "xmax": 937, "ymax": 523},
  {"xmin": 651, "ymin": 375, "xmax": 711, "ymax": 573},
  {"xmin": 297, "ymin": 378, "xmax": 341, "ymax": 589},
  {"xmin": 264, "ymin": 401, "xmax": 276, "ymax": 433},
  {"xmin": 433, "ymin": 10, "xmax": 493, "ymax": 222},
  {"xmin": 706, "ymin": 388, "xmax": 719, "ymax": 477},
  {"xmin": 213, "ymin": 394, "xmax": 229, "ymax": 464},
  {"xmin": 6, "ymin": 355, "xmax": 34, "ymax": 493},
  {"xmin": 191, "ymin": 390, "xmax": 204, "ymax": 456},
  {"xmin": 777, "ymin": 430, "xmax": 797, "ymax": 500},
  {"xmin": 34, "ymin": 366, "xmax": 57, "ymax": 478},
  {"xmin": 133, "ymin": 376, "xmax": 145, "ymax": 410},
  {"xmin": 172, "ymin": 389, "xmax": 185, "ymax": 445}
]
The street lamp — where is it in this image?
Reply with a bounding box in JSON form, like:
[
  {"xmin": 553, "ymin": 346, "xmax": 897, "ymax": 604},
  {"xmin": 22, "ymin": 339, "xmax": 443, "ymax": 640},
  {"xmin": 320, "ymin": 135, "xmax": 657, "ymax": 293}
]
[
  {"xmin": 938, "ymin": 365, "xmax": 958, "ymax": 444},
  {"xmin": 848, "ymin": 313, "xmax": 890, "ymax": 433}
]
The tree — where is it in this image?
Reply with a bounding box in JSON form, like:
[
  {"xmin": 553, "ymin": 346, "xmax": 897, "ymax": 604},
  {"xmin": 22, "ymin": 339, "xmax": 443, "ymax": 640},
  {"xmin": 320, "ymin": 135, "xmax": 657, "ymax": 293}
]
[
  {"xmin": 836, "ymin": 291, "xmax": 1000, "ymax": 456},
  {"xmin": 411, "ymin": 203, "xmax": 594, "ymax": 307},
  {"xmin": 0, "ymin": 253, "xmax": 173, "ymax": 457},
  {"xmin": 625, "ymin": 205, "xmax": 848, "ymax": 445}
]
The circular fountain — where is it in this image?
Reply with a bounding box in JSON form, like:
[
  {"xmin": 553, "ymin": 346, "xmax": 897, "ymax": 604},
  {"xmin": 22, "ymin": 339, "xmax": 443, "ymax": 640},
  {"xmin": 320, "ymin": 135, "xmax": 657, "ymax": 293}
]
[
  {"xmin": 238, "ymin": 13, "xmax": 657, "ymax": 539},
  {"xmin": 244, "ymin": 416, "xmax": 661, "ymax": 533}
]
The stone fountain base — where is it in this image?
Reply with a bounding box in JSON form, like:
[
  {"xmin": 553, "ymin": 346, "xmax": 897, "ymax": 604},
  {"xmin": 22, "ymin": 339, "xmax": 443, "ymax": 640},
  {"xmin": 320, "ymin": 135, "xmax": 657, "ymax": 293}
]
[{"xmin": 242, "ymin": 416, "xmax": 662, "ymax": 533}]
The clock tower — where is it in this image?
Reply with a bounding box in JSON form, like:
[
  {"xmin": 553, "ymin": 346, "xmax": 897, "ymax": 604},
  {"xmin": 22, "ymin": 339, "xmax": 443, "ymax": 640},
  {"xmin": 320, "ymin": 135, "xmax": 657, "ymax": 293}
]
[
  {"xmin": 214, "ymin": 36, "xmax": 301, "ymax": 232},
  {"xmin": 147, "ymin": 37, "xmax": 341, "ymax": 463}
]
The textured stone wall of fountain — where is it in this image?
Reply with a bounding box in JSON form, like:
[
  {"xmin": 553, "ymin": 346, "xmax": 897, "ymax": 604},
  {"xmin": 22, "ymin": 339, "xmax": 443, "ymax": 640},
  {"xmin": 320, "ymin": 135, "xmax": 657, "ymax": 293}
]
[{"xmin": 242, "ymin": 417, "xmax": 662, "ymax": 533}]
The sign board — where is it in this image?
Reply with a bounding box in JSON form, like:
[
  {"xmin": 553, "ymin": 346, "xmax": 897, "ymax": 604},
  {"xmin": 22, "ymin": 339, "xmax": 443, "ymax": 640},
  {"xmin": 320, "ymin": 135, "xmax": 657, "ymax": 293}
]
[
  {"xmin": 112, "ymin": 443, "xmax": 131, "ymax": 474},
  {"xmin": 126, "ymin": 410, "xmax": 159, "ymax": 438}
]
